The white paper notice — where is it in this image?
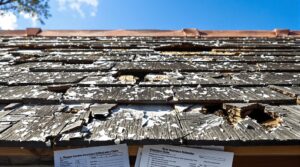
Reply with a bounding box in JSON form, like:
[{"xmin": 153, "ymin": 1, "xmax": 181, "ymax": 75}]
[
  {"xmin": 139, "ymin": 145, "xmax": 234, "ymax": 167},
  {"xmin": 54, "ymin": 144, "xmax": 130, "ymax": 167},
  {"xmin": 134, "ymin": 147, "xmax": 143, "ymax": 167}
]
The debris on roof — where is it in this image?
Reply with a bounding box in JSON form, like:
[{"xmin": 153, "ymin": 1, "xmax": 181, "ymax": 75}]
[{"xmin": 0, "ymin": 31, "xmax": 299, "ymax": 149}]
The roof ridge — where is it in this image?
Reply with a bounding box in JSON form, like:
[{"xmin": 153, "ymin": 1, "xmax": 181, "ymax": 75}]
[{"xmin": 0, "ymin": 28, "xmax": 299, "ymax": 37}]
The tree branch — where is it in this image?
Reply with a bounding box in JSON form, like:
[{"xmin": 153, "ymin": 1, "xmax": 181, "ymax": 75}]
[{"xmin": 0, "ymin": 0, "xmax": 15, "ymax": 6}]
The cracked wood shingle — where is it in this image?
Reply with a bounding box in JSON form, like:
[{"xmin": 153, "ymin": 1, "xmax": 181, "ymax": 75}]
[
  {"xmin": 0, "ymin": 86, "xmax": 62, "ymax": 104},
  {"xmin": 0, "ymin": 35, "xmax": 300, "ymax": 147}
]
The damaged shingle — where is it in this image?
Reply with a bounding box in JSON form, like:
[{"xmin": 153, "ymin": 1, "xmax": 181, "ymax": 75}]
[
  {"xmin": 90, "ymin": 103, "xmax": 116, "ymax": 118},
  {"xmin": 0, "ymin": 35, "xmax": 300, "ymax": 147}
]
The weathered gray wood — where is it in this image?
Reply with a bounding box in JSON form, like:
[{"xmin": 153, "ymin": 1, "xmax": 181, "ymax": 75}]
[
  {"xmin": 239, "ymin": 87, "xmax": 296, "ymax": 104},
  {"xmin": 269, "ymin": 86, "xmax": 300, "ymax": 98},
  {"xmin": 30, "ymin": 62, "xmax": 115, "ymax": 72},
  {"xmin": 229, "ymin": 72, "xmax": 300, "ymax": 86},
  {"xmin": 135, "ymin": 54, "xmax": 300, "ymax": 63},
  {"xmin": 90, "ymin": 103, "xmax": 116, "ymax": 117},
  {"xmin": 0, "ymin": 86, "xmax": 62, "ymax": 103},
  {"xmin": 173, "ymin": 87, "xmax": 245, "ymax": 103},
  {"xmin": 0, "ymin": 123, "xmax": 11, "ymax": 133},
  {"xmin": 9, "ymin": 105, "xmax": 64, "ymax": 117},
  {"xmin": 6, "ymin": 72, "xmax": 88, "ymax": 85},
  {"xmin": 64, "ymin": 86, "xmax": 174, "ymax": 103},
  {"xmin": 0, "ymin": 111, "xmax": 79, "ymax": 144},
  {"xmin": 78, "ymin": 75, "xmax": 136, "ymax": 86},
  {"xmin": 1, "ymin": 35, "xmax": 300, "ymax": 147}
]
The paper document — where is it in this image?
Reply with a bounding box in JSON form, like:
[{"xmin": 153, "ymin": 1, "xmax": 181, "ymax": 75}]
[
  {"xmin": 134, "ymin": 147, "xmax": 143, "ymax": 167},
  {"xmin": 54, "ymin": 144, "xmax": 130, "ymax": 167},
  {"xmin": 139, "ymin": 145, "xmax": 233, "ymax": 167}
]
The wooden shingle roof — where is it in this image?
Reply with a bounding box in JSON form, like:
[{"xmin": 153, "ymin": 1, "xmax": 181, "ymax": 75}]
[{"xmin": 0, "ymin": 29, "xmax": 300, "ymax": 148}]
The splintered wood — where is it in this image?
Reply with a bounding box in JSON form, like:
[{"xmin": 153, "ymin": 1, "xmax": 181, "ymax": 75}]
[{"xmin": 0, "ymin": 36, "xmax": 299, "ymax": 148}]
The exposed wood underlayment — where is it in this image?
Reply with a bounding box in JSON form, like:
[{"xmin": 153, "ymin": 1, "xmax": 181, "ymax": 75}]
[{"xmin": 0, "ymin": 36, "xmax": 299, "ymax": 150}]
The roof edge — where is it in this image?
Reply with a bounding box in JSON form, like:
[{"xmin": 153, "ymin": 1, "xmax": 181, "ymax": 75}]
[{"xmin": 0, "ymin": 28, "xmax": 299, "ymax": 37}]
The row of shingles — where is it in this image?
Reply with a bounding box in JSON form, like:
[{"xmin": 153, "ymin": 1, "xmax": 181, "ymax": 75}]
[
  {"xmin": 0, "ymin": 36, "xmax": 155, "ymax": 52},
  {"xmin": 173, "ymin": 87, "xmax": 295, "ymax": 104},
  {"xmin": 137, "ymin": 72, "xmax": 300, "ymax": 87},
  {"xmin": 63, "ymin": 86, "xmax": 296, "ymax": 105},
  {"xmin": 1, "ymin": 36, "xmax": 299, "ymax": 54},
  {"xmin": 0, "ymin": 36, "xmax": 151, "ymax": 66},
  {"xmin": 134, "ymin": 54, "xmax": 300, "ymax": 62},
  {"xmin": 136, "ymin": 38, "xmax": 300, "ymax": 62},
  {"xmin": 114, "ymin": 61, "xmax": 300, "ymax": 72},
  {"xmin": 146, "ymin": 37, "xmax": 300, "ymax": 50},
  {"xmin": 0, "ymin": 86, "xmax": 62, "ymax": 104},
  {"xmin": 77, "ymin": 71, "xmax": 300, "ymax": 87},
  {"xmin": 214, "ymin": 48, "xmax": 300, "ymax": 56},
  {"xmin": 69, "ymin": 74, "xmax": 297, "ymax": 104},
  {"xmin": 55, "ymin": 103, "xmax": 300, "ymax": 146},
  {"xmin": 13, "ymin": 49, "xmax": 139, "ymax": 64},
  {"xmin": 63, "ymin": 86, "xmax": 174, "ymax": 104},
  {"xmin": 55, "ymin": 103, "xmax": 243, "ymax": 146},
  {"xmin": 0, "ymin": 36, "xmax": 156, "ymax": 73}
]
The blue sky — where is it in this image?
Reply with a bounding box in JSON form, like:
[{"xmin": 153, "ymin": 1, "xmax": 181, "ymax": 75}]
[{"xmin": 14, "ymin": 0, "xmax": 300, "ymax": 30}]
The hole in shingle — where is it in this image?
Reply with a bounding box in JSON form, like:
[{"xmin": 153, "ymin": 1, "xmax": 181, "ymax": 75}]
[
  {"xmin": 247, "ymin": 105, "xmax": 273, "ymax": 124},
  {"xmin": 224, "ymin": 103, "xmax": 282, "ymax": 128},
  {"xmin": 115, "ymin": 71, "xmax": 165, "ymax": 84},
  {"xmin": 155, "ymin": 43, "xmax": 213, "ymax": 52},
  {"xmin": 247, "ymin": 125, "xmax": 255, "ymax": 129},
  {"xmin": 47, "ymin": 84, "xmax": 72, "ymax": 93}
]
